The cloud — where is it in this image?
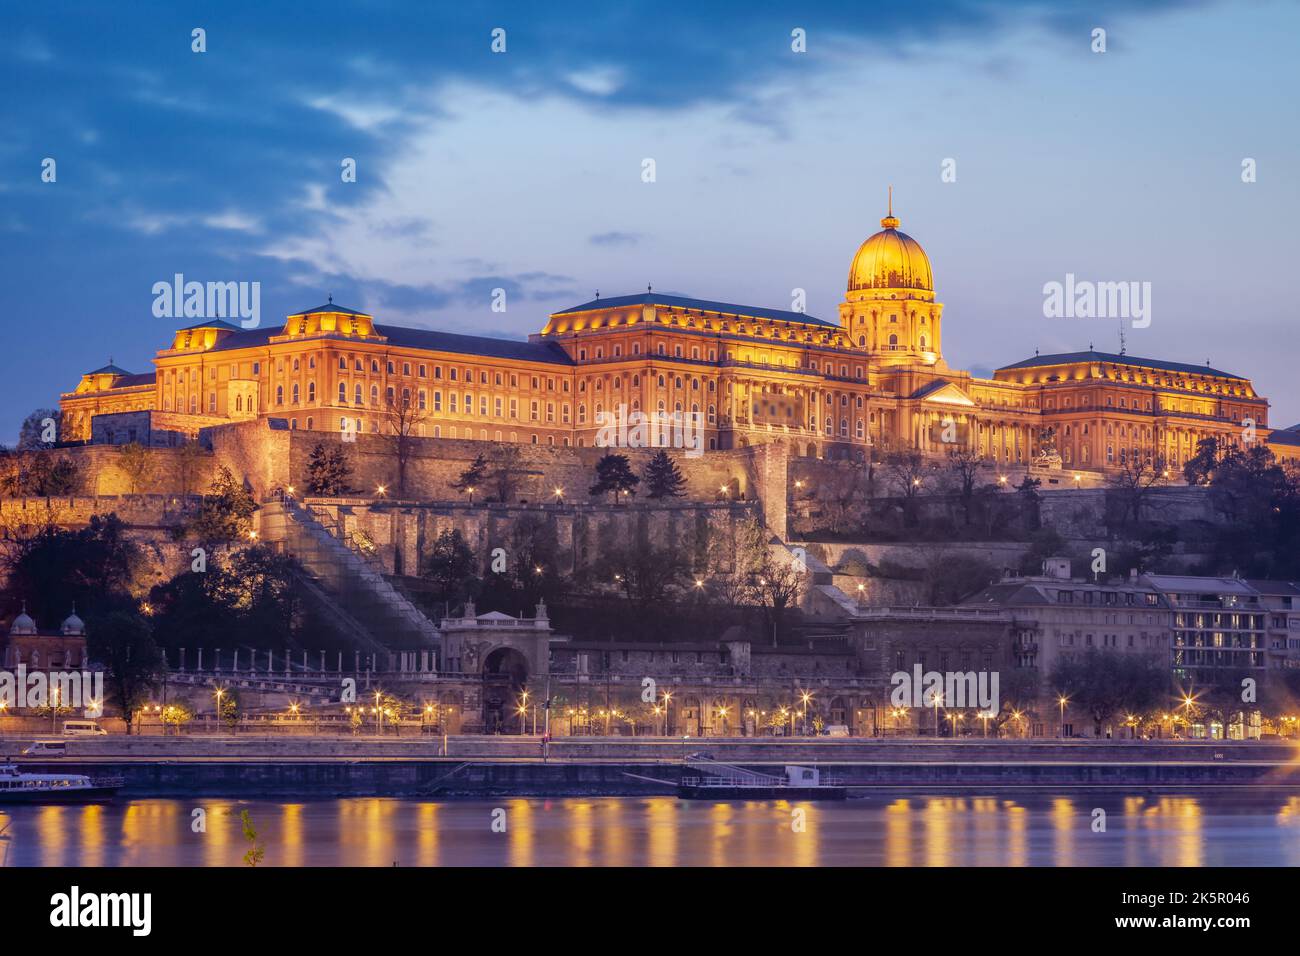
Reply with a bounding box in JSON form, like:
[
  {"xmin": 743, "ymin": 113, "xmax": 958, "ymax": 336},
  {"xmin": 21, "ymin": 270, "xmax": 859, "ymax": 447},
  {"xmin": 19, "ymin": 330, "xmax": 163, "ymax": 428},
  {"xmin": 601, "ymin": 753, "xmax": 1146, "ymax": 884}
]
[
  {"xmin": 589, "ymin": 231, "xmax": 642, "ymax": 247},
  {"xmin": 565, "ymin": 67, "xmax": 625, "ymax": 97}
]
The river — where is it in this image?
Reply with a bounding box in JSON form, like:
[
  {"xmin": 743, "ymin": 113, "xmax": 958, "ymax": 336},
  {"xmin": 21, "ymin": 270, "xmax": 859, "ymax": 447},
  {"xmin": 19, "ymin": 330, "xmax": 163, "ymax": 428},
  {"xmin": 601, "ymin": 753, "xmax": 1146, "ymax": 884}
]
[{"xmin": 5, "ymin": 792, "xmax": 1300, "ymax": 866}]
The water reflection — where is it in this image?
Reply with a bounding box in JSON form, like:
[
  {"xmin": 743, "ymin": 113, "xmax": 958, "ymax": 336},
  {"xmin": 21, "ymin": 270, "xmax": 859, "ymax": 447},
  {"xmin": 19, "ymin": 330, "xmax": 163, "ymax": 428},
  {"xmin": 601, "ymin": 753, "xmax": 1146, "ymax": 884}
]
[{"xmin": 3, "ymin": 792, "xmax": 1300, "ymax": 867}]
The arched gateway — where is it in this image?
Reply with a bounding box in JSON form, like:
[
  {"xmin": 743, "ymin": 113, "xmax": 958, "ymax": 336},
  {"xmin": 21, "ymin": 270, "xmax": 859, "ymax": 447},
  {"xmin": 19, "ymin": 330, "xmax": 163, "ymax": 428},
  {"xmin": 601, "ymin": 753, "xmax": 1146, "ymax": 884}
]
[{"xmin": 437, "ymin": 600, "xmax": 558, "ymax": 734}]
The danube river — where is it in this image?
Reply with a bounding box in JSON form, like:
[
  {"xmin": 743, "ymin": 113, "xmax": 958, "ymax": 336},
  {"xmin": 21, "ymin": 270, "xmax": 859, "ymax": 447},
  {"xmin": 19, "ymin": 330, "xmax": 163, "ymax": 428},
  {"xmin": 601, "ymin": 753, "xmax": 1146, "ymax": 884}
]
[{"xmin": 5, "ymin": 793, "xmax": 1300, "ymax": 866}]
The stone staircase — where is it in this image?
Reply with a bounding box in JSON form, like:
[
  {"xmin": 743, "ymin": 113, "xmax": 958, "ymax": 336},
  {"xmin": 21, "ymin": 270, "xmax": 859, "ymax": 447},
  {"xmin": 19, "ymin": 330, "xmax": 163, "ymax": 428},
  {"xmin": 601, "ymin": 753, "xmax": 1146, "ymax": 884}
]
[{"xmin": 260, "ymin": 500, "xmax": 441, "ymax": 651}]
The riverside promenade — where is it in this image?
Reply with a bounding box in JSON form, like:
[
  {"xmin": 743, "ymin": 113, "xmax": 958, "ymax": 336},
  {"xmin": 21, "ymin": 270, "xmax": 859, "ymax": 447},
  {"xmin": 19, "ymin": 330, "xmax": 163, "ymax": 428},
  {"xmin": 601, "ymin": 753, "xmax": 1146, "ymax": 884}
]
[{"xmin": 5, "ymin": 735, "xmax": 1300, "ymax": 797}]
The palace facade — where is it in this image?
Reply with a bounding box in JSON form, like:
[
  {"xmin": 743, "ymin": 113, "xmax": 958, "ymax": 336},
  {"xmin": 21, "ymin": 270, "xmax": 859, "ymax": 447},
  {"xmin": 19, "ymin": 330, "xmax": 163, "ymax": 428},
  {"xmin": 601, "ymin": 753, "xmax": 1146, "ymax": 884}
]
[{"xmin": 60, "ymin": 205, "xmax": 1292, "ymax": 474}]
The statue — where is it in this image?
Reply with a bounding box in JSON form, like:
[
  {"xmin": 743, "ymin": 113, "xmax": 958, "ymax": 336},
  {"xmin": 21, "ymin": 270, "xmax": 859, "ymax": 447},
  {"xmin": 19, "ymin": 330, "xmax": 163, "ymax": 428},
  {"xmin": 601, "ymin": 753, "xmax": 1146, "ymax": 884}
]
[{"xmin": 1035, "ymin": 426, "xmax": 1062, "ymax": 467}]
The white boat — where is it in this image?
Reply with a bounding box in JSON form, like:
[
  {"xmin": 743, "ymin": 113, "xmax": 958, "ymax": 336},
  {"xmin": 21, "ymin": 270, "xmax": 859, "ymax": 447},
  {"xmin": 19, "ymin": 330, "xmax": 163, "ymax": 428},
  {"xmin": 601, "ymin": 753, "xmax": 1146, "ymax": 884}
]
[
  {"xmin": 0, "ymin": 763, "xmax": 123, "ymax": 804},
  {"xmin": 678, "ymin": 760, "xmax": 847, "ymax": 800}
]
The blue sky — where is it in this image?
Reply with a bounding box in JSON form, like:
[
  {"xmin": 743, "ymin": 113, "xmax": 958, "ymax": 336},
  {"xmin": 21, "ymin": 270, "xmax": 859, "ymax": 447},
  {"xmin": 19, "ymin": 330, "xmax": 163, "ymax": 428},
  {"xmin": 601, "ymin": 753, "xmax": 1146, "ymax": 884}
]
[{"xmin": 3, "ymin": 0, "xmax": 1298, "ymax": 442}]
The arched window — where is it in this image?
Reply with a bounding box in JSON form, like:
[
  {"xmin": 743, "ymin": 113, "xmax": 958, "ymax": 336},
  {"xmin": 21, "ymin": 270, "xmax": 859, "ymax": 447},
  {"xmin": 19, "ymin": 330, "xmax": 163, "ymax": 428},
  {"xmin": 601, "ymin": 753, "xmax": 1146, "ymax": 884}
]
[
  {"xmin": 292, "ymin": 383, "xmax": 300, "ymax": 404},
  {"xmin": 338, "ymin": 382, "xmax": 347, "ymax": 403},
  {"xmin": 889, "ymin": 334, "xmax": 898, "ymax": 347},
  {"xmin": 307, "ymin": 382, "xmax": 316, "ymax": 402},
  {"xmin": 276, "ymin": 385, "xmax": 284, "ymax": 405}
]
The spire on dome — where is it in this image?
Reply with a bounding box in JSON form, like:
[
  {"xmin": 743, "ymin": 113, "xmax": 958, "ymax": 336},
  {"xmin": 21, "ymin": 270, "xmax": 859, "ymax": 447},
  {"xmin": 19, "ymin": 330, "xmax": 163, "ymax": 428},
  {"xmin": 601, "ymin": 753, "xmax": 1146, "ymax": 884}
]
[{"xmin": 880, "ymin": 185, "xmax": 900, "ymax": 230}]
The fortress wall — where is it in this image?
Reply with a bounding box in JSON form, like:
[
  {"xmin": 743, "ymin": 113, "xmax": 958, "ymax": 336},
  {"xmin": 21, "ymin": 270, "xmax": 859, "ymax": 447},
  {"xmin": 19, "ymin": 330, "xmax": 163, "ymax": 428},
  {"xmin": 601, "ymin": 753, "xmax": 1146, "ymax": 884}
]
[
  {"xmin": 21, "ymin": 443, "xmax": 221, "ymax": 497},
  {"xmin": 305, "ymin": 498, "xmax": 763, "ymax": 577}
]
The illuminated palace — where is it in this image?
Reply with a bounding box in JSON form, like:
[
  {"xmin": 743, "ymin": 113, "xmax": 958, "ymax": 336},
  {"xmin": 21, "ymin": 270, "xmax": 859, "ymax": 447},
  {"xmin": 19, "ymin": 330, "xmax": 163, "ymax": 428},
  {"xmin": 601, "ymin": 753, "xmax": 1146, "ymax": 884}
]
[{"xmin": 61, "ymin": 204, "xmax": 1289, "ymax": 474}]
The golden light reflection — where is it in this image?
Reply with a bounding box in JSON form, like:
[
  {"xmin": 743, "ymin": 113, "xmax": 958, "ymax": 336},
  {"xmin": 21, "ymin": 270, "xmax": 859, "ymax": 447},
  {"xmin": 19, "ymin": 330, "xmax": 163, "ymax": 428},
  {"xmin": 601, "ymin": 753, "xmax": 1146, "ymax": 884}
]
[
  {"xmin": 1004, "ymin": 800, "xmax": 1027, "ymax": 867},
  {"xmin": 280, "ymin": 803, "xmax": 303, "ymax": 869},
  {"xmin": 1049, "ymin": 797, "xmax": 1077, "ymax": 867},
  {"xmin": 416, "ymin": 802, "xmax": 439, "ymax": 867},
  {"xmin": 645, "ymin": 797, "xmax": 678, "ymax": 867},
  {"xmin": 508, "ymin": 799, "xmax": 533, "ymax": 868},
  {"xmin": 885, "ymin": 798, "xmax": 913, "ymax": 867},
  {"xmin": 567, "ymin": 800, "xmax": 595, "ymax": 866},
  {"xmin": 709, "ymin": 801, "xmax": 735, "ymax": 867}
]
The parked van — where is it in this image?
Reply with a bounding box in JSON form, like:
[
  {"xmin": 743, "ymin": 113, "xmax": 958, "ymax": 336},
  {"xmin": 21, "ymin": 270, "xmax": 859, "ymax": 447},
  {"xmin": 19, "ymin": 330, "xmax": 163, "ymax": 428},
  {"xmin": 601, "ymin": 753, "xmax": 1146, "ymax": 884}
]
[
  {"xmin": 63, "ymin": 720, "xmax": 107, "ymax": 737},
  {"xmin": 824, "ymin": 725, "xmax": 850, "ymax": 737},
  {"xmin": 20, "ymin": 740, "xmax": 67, "ymax": 757}
]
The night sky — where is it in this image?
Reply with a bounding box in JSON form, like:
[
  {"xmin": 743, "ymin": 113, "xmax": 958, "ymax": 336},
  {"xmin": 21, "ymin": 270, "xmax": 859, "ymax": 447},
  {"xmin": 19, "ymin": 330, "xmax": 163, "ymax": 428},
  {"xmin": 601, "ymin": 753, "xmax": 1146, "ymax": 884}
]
[{"xmin": 3, "ymin": 0, "xmax": 1297, "ymax": 442}]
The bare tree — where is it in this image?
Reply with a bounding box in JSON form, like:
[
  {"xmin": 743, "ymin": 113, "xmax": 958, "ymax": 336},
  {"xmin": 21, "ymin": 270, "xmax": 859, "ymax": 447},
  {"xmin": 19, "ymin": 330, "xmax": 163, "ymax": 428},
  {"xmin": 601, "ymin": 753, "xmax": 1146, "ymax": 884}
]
[
  {"xmin": 1107, "ymin": 456, "xmax": 1167, "ymax": 529},
  {"xmin": 118, "ymin": 443, "xmax": 156, "ymax": 497},
  {"xmin": 175, "ymin": 440, "xmax": 207, "ymax": 497},
  {"xmin": 945, "ymin": 449, "xmax": 988, "ymax": 526},
  {"xmin": 882, "ymin": 449, "xmax": 930, "ymax": 526},
  {"xmin": 380, "ymin": 393, "xmax": 429, "ymax": 498},
  {"xmin": 733, "ymin": 518, "xmax": 804, "ymax": 646}
]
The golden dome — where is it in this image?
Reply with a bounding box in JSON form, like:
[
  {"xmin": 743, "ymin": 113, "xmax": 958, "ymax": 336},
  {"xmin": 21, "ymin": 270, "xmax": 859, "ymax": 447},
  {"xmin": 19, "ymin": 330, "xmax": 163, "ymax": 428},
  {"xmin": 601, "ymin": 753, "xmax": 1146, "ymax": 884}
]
[{"xmin": 847, "ymin": 202, "xmax": 933, "ymax": 294}]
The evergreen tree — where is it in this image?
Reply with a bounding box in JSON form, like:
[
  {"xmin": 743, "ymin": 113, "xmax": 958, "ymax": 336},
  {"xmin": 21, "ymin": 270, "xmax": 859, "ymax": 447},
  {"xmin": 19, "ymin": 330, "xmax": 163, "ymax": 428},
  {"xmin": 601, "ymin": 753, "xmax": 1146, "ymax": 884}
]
[
  {"xmin": 451, "ymin": 455, "xmax": 489, "ymax": 502},
  {"xmin": 643, "ymin": 450, "xmax": 687, "ymax": 499},
  {"xmin": 421, "ymin": 528, "xmax": 478, "ymax": 605},
  {"xmin": 305, "ymin": 442, "xmax": 353, "ymax": 496},
  {"xmin": 191, "ymin": 466, "xmax": 257, "ymax": 545},
  {"xmin": 590, "ymin": 453, "xmax": 639, "ymax": 503}
]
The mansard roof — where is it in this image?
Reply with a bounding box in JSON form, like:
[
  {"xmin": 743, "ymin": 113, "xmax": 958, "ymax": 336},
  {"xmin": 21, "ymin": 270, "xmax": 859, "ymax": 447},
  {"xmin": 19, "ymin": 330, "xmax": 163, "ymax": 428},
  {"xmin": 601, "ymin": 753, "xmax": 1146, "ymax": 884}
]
[
  {"xmin": 199, "ymin": 322, "xmax": 574, "ymax": 365},
  {"xmin": 379, "ymin": 325, "xmax": 574, "ymax": 365},
  {"xmin": 288, "ymin": 302, "xmax": 371, "ymax": 318},
  {"xmin": 114, "ymin": 372, "xmax": 156, "ymax": 388},
  {"xmin": 997, "ymin": 350, "xmax": 1244, "ymax": 381},
  {"xmin": 553, "ymin": 292, "xmax": 838, "ymax": 328}
]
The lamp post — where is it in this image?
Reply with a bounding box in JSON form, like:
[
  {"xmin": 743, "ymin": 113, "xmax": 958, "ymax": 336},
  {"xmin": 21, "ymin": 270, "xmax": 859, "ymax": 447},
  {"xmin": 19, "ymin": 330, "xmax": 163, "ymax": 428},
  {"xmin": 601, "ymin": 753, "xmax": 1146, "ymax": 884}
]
[{"xmin": 1058, "ymin": 695, "xmax": 1069, "ymax": 739}]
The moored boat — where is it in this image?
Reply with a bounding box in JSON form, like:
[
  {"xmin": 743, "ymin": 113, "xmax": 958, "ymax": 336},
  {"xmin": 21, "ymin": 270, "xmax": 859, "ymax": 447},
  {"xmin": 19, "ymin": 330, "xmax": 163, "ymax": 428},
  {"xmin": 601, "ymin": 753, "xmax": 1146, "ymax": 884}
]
[
  {"xmin": 677, "ymin": 761, "xmax": 847, "ymax": 800},
  {"xmin": 0, "ymin": 763, "xmax": 123, "ymax": 804}
]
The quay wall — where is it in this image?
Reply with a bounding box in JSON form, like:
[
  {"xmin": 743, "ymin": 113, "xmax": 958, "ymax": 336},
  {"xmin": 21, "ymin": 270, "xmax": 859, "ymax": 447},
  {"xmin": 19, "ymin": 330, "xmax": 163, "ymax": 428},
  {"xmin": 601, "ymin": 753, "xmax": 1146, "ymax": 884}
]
[{"xmin": 37, "ymin": 756, "xmax": 1300, "ymax": 797}]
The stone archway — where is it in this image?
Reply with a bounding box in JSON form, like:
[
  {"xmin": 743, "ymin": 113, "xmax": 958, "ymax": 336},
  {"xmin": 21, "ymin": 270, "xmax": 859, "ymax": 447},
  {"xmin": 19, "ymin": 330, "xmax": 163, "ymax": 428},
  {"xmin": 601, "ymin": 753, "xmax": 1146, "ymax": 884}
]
[
  {"xmin": 484, "ymin": 646, "xmax": 530, "ymax": 687},
  {"xmin": 482, "ymin": 646, "xmax": 530, "ymax": 734}
]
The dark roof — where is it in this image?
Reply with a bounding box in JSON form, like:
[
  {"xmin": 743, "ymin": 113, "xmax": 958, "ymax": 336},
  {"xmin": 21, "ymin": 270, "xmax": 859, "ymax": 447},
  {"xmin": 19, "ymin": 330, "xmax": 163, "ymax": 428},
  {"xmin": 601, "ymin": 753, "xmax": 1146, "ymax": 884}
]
[
  {"xmin": 288, "ymin": 303, "xmax": 371, "ymax": 317},
  {"xmin": 553, "ymin": 292, "xmax": 838, "ymax": 328},
  {"xmin": 208, "ymin": 328, "xmax": 277, "ymax": 352},
  {"xmin": 114, "ymin": 372, "xmax": 156, "ymax": 388},
  {"xmin": 1269, "ymin": 429, "xmax": 1300, "ymax": 447},
  {"xmin": 176, "ymin": 319, "xmax": 243, "ymax": 332},
  {"xmin": 85, "ymin": 363, "xmax": 132, "ymax": 376},
  {"xmin": 378, "ymin": 326, "xmax": 574, "ymax": 365},
  {"xmin": 963, "ymin": 583, "xmax": 1052, "ymax": 607},
  {"xmin": 997, "ymin": 350, "xmax": 1244, "ymax": 380},
  {"xmin": 203, "ymin": 322, "xmax": 575, "ymax": 365},
  {"xmin": 201, "ymin": 322, "xmax": 575, "ymax": 365},
  {"xmin": 1244, "ymin": 580, "xmax": 1300, "ymax": 596}
]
